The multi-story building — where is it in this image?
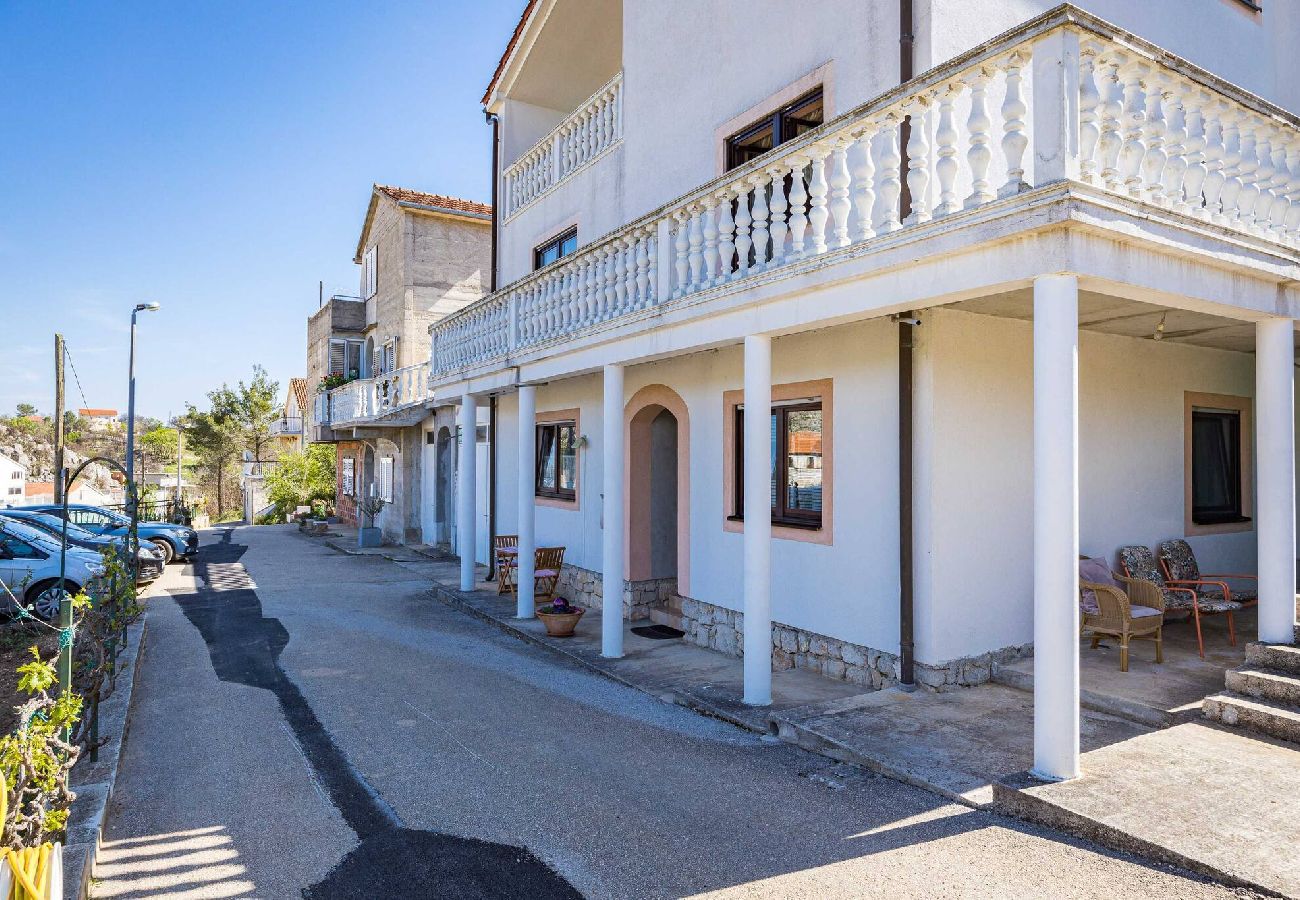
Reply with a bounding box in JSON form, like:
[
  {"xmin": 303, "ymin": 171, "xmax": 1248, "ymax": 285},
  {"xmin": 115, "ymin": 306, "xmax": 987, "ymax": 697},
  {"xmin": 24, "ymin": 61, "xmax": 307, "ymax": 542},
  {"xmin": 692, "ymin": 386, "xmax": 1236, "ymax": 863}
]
[
  {"xmin": 0, "ymin": 454, "xmax": 26, "ymax": 506},
  {"xmin": 271, "ymin": 378, "xmax": 307, "ymax": 454},
  {"xmin": 310, "ymin": 184, "xmax": 492, "ymax": 543},
  {"xmin": 77, "ymin": 408, "xmax": 120, "ymax": 432}
]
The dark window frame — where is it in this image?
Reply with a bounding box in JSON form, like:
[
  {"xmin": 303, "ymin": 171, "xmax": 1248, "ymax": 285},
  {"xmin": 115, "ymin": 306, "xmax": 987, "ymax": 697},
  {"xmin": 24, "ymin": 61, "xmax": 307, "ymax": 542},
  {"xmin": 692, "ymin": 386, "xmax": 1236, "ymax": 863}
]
[
  {"xmin": 1191, "ymin": 408, "xmax": 1249, "ymax": 525},
  {"xmin": 732, "ymin": 400, "xmax": 823, "ymax": 529},
  {"xmin": 535, "ymin": 420, "xmax": 578, "ymax": 501},
  {"xmin": 725, "ymin": 87, "xmax": 825, "ymax": 172},
  {"xmin": 533, "ymin": 226, "xmax": 579, "ymax": 271}
]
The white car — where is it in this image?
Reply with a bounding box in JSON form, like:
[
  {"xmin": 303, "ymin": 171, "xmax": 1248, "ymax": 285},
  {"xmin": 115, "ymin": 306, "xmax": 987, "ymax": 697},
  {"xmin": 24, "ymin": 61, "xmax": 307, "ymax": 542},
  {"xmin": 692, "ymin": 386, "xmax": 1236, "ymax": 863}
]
[{"xmin": 0, "ymin": 519, "xmax": 105, "ymax": 620}]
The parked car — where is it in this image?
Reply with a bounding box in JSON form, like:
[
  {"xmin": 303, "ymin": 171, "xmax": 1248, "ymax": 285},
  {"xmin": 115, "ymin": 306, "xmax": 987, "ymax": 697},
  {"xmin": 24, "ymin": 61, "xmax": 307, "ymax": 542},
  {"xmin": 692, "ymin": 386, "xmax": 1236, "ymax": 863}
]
[
  {"xmin": 0, "ymin": 510, "xmax": 164, "ymax": 584},
  {"xmin": 20, "ymin": 505, "xmax": 198, "ymax": 563},
  {"xmin": 0, "ymin": 518, "xmax": 105, "ymax": 619}
]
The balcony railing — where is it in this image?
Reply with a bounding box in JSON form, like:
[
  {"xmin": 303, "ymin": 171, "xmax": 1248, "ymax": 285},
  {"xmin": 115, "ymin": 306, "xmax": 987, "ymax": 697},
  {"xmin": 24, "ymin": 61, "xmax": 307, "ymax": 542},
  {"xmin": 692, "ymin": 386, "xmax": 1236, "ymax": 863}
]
[
  {"xmin": 502, "ymin": 72, "xmax": 623, "ymax": 220},
  {"xmin": 269, "ymin": 416, "xmax": 303, "ymax": 436},
  {"xmin": 322, "ymin": 361, "xmax": 431, "ymax": 426},
  {"xmin": 433, "ymin": 5, "xmax": 1300, "ymax": 383}
]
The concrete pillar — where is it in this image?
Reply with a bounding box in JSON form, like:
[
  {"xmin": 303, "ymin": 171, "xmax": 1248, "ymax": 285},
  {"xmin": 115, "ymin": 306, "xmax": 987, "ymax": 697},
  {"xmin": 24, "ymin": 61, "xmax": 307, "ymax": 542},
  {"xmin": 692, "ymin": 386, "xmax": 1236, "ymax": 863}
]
[
  {"xmin": 457, "ymin": 393, "xmax": 477, "ymax": 592},
  {"xmin": 516, "ymin": 386, "xmax": 537, "ymax": 618},
  {"xmin": 743, "ymin": 335, "xmax": 772, "ymax": 706},
  {"xmin": 602, "ymin": 364, "xmax": 625, "ymax": 658},
  {"xmin": 1256, "ymin": 318, "xmax": 1297, "ymax": 645},
  {"xmin": 1032, "ymin": 274, "xmax": 1080, "ymax": 782}
]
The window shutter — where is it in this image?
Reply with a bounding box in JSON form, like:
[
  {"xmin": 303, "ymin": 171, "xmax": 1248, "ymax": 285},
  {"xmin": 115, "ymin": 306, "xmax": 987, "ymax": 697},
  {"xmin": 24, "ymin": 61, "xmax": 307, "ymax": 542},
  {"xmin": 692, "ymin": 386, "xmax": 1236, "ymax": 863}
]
[
  {"xmin": 328, "ymin": 340, "xmax": 346, "ymax": 375},
  {"xmin": 364, "ymin": 247, "xmax": 378, "ymax": 299},
  {"xmin": 380, "ymin": 457, "xmax": 394, "ymax": 502},
  {"xmin": 384, "ymin": 339, "xmax": 396, "ymax": 373}
]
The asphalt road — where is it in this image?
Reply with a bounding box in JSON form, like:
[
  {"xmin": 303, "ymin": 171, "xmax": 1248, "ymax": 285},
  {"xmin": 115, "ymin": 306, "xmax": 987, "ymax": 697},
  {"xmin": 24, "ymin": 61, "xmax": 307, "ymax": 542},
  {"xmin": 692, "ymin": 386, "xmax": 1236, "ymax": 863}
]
[{"xmin": 96, "ymin": 525, "xmax": 1262, "ymax": 899}]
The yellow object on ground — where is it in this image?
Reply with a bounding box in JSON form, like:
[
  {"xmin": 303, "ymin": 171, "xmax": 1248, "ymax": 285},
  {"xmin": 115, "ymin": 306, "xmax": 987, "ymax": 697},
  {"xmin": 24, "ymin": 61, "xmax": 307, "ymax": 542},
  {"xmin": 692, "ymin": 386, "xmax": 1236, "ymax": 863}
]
[{"xmin": 6, "ymin": 843, "xmax": 55, "ymax": 899}]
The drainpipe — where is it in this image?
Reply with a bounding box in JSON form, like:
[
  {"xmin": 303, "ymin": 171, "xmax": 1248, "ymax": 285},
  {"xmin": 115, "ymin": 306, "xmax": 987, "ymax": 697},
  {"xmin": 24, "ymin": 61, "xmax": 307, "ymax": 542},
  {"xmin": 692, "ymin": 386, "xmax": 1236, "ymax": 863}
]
[
  {"xmin": 488, "ymin": 394, "xmax": 498, "ymax": 580},
  {"xmin": 898, "ymin": 0, "xmax": 917, "ymax": 690},
  {"xmin": 486, "ymin": 111, "xmax": 500, "ymax": 293},
  {"xmin": 898, "ymin": 0, "xmax": 915, "ymax": 220}
]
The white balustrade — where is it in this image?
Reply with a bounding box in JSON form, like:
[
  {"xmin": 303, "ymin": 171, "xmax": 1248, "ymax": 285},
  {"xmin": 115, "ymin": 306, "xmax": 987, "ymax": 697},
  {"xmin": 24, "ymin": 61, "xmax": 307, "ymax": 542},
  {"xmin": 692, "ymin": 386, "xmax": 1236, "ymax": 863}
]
[
  {"xmin": 323, "ymin": 361, "xmax": 431, "ymax": 425},
  {"xmin": 502, "ymin": 73, "xmax": 624, "ymax": 219},
  {"xmin": 431, "ymin": 10, "xmax": 1300, "ymax": 381}
]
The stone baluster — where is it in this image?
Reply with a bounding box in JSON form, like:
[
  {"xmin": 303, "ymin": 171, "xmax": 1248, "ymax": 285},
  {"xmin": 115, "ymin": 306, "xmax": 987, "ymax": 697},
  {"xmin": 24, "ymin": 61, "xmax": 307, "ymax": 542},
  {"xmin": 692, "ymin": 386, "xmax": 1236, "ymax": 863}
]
[
  {"xmin": 965, "ymin": 70, "xmax": 994, "ymax": 207},
  {"xmin": 1097, "ymin": 53, "xmax": 1125, "ymax": 191},
  {"xmin": 750, "ymin": 173, "xmax": 771, "ymax": 270},
  {"xmin": 566, "ymin": 264, "xmax": 582, "ymax": 331},
  {"xmin": 767, "ymin": 165, "xmax": 788, "ymax": 265},
  {"xmin": 787, "ymin": 157, "xmax": 809, "ymax": 258},
  {"xmin": 734, "ymin": 184, "xmax": 753, "ymax": 276},
  {"xmin": 614, "ymin": 236, "xmax": 629, "ymax": 312},
  {"xmin": 878, "ymin": 114, "xmax": 904, "ymax": 231},
  {"xmin": 1118, "ymin": 61, "xmax": 1149, "ymax": 198},
  {"xmin": 1180, "ymin": 91, "xmax": 1208, "ymax": 217},
  {"xmin": 850, "ymin": 124, "xmax": 878, "ymax": 239},
  {"xmin": 1000, "ymin": 52, "xmax": 1029, "ymax": 197},
  {"xmin": 701, "ymin": 198, "xmax": 719, "ymax": 287},
  {"xmin": 1281, "ymin": 137, "xmax": 1300, "ymax": 245},
  {"xmin": 635, "ymin": 226, "xmax": 652, "ymax": 306},
  {"xmin": 934, "ymin": 87, "xmax": 960, "ymax": 215},
  {"xmin": 646, "ymin": 226, "xmax": 659, "ymax": 301},
  {"xmin": 1267, "ymin": 130, "xmax": 1293, "ymax": 238},
  {"xmin": 1234, "ymin": 120, "xmax": 1262, "ymax": 231},
  {"xmin": 716, "ymin": 189, "xmax": 736, "ymax": 283},
  {"xmin": 1200, "ymin": 103, "xmax": 1227, "ymax": 221},
  {"xmin": 828, "ymin": 138, "xmax": 853, "ymax": 245},
  {"xmin": 904, "ymin": 99, "xmax": 932, "ymax": 224},
  {"xmin": 1141, "ymin": 76, "xmax": 1169, "ymax": 205},
  {"xmin": 673, "ymin": 210, "xmax": 691, "ymax": 298},
  {"xmin": 1217, "ymin": 107, "xmax": 1244, "ymax": 226},
  {"xmin": 1078, "ymin": 45, "xmax": 1102, "ymax": 185},
  {"xmin": 603, "ymin": 243, "xmax": 618, "ymax": 317},
  {"xmin": 1250, "ymin": 125, "xmax": 1278, "ymax": 236},
  {"xmin": 687, "ymin": 203, "xmax": 705, "ymax": 289},
  {"xmin": 807, "ymin": 145, "xmax": 831, "ymax": 253}
]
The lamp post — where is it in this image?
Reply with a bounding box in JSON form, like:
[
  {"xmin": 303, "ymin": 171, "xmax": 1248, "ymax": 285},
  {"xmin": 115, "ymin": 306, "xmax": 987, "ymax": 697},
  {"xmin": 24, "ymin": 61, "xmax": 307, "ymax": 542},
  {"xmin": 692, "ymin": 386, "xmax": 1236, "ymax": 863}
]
[{"xmin": 124, "ymin": 302, "xmax": 160, "ymax": 490}]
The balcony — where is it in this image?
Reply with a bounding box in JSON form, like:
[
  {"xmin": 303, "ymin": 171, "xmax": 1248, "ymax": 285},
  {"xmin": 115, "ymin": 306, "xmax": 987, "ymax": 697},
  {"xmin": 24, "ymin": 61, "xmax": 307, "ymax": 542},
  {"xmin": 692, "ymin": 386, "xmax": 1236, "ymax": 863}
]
[
  {"xmin": 429, "ymin": 5, "xmax": 1300, "ymax": 390},
  {"xmin": 502, "ymin": 72, "xmax": 623, "ymax": 220},
  {"xmin": 319, "ymin": 361, "xmax": 431, "ymax": 430},
  {"xmin": 269, "ymin": 416, "xmax": 303, "ymax": 437}
]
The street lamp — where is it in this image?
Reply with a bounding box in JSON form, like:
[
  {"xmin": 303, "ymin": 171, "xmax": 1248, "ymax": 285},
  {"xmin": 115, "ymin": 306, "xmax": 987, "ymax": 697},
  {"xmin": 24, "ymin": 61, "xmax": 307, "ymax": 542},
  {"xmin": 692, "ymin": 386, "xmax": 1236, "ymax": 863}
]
[{"xmin": 125, "ymin": 302, "xmax": 160, "ymax": 490}]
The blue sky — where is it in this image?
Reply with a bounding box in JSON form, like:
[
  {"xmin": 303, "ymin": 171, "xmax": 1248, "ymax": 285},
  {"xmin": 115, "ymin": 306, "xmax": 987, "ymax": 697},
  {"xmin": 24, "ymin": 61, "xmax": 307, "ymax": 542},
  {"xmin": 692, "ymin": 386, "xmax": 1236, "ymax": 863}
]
[{"xmin": 0, "ymin": 0, "xmax": 521, "ymax": 421}]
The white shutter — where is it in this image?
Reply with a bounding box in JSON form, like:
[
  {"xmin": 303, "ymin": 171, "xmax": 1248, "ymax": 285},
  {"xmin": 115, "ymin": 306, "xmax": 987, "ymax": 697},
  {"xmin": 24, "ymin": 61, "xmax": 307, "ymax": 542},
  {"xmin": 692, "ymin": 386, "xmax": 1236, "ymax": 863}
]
[
  {"xmin": 380, "ymin": 457, "xmax": 394, "ymax": 502},
  {"xmin": 364, "ymin": 246, "xmax": 378, "ymax": 299},
  {"xmin": 383, "ymin": 339, "xmax": 396, "ymax": 373},
  {"xmin": 328, "ymin": 339, "xmax": 346, "ymax": 375}
]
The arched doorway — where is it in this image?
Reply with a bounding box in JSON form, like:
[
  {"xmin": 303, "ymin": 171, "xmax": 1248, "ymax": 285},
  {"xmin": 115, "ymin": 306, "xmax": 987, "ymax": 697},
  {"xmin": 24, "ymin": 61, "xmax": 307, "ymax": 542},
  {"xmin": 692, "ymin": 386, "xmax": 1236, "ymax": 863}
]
[
  {"xmin": 362, "ymin": 445, "xmax": 376, "ymax": 499},
  {"xmin": 626, "ymin": 385, "xmax": 690, "ymax": 598},
  {"xmin": 435, "ymin": 426, "xmax": 453, "ymax": 546}
]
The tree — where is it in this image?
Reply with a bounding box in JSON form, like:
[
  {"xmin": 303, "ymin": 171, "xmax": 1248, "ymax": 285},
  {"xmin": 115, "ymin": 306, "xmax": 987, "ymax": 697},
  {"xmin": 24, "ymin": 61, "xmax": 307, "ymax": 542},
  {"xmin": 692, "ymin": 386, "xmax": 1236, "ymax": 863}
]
[
  {"xmin": 181, "ymin": 407, "xmax": 241, "ymax": 519},
  {"xmin": 15, "ymin": 403, "xmax": 36, "ymax": 417},
  {"xmin": 138, "ymin": 426, "xmax": 179, "ymax": 473},
  {"xmin": 209, "ymin": 366, "xmax": 279, "ymax": 465},
  {"xmin": 265, "ymin": 445, "xmax": 336, "ymax": 517}
]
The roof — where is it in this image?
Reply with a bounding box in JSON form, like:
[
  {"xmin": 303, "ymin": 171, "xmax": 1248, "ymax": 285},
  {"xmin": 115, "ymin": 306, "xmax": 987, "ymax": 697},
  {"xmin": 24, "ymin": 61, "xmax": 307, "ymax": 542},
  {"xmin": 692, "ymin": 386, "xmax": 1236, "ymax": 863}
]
[
  {"xmin": 79, "ymin": 408, "xmax": 117, "ymax": 417},
  {"xmin": 482, "ymin": 0, "xmax": 540, "ymax": 107},
  {"xmin": 287, "ymin": 378, "xmax": 308, "ymax": 415},
  {"xmin": 354, "ymin": 184, "xmax": 492, "ymax": 263}
]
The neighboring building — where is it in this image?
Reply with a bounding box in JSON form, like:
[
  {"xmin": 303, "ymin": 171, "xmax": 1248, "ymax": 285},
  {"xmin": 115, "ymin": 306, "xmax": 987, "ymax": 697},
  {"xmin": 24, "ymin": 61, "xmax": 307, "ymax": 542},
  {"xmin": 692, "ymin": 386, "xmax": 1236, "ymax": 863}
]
[
  {"xmin": 310, "ymin": 184, "xmax": 492, "ymax": 541},
  {"xmin": 397, "ymin": 0, "xmax": 1300, "ymax": 783},
  {"xmin": 78, "ymin": 409, "xmax": 120, "ymax": 431},
  {"xmin": 25, "ymin": 479, "xmax": 113, "ymax": 507},
  {"xmin": 0, "ymin": 454, "xmax": 26, "ymax": 506},
  {"xmin": 271, "ymin": 378, "xmax": 308, "ymax": 453}
]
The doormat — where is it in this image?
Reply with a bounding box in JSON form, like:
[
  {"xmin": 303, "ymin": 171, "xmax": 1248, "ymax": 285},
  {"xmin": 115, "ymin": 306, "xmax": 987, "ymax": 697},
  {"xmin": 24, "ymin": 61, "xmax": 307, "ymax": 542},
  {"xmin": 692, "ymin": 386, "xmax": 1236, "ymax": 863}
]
[{"xmin": 631, "ymin": 624, "xmax": 685, "ymax": 640}]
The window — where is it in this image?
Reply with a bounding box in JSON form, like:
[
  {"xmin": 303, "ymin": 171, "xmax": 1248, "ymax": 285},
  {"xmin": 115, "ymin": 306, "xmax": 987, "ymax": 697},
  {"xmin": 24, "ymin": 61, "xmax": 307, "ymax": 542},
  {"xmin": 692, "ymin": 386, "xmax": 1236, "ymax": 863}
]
[
  {"xmin": 535, "ymin": 421, "xmax": 577, "ymax": 500},
  {"xmin": 7, "ymin": 487, "xmax": 21, "ymax": 495},
  {"xmin": 327, "ymin": 339, "xmax": 363, "ymax": 379},
  {"xmin": 534, "ymin": 227, "xmax": 578, "ymax": 270},
  {"xmin": 69, "ymin": 509, "xmax": 110, "ymax": 527},
  {"xmin": 1192, "ymin": 409, "xmax": 1246, "ymax": 524},
  {"xmin": 362, "ymin": 246, "xmax": 378, "ymax": 299},
  {"xmin": 379, "ymin": 457, "xmax": 393, "ymax": 503},
  {"xmin": 733, "ymin": 402, "xmax": 823, "ymax": 527},
  {"xmin": 726, "ymin": 88, "xmax": 824, "ymax": 171},
  {"xmin": 0, "ymin": 536, "xmax": 42, "ymax": 560},
  {"xmin": 341, "ymin": 457, "xmax": 355, "ymax": 496}
]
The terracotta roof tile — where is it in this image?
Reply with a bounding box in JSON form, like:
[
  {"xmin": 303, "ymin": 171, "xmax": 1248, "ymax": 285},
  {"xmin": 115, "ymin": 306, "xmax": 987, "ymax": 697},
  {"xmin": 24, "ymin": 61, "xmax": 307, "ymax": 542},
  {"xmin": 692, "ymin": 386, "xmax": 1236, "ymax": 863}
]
[
  {"xmin": 482, "ymin": 0, "xmax": 539, "ymax": 107},
  {"xmin": 288, "ymin": 378, "xmax": 308, "ymax": 414},
  {"xmin": 374, "ymin": 185, "xmax": 491, "ymax": 218},
  {"xmin": 78, "ymin": 408, "xmax": 117, "ymax": 417}
]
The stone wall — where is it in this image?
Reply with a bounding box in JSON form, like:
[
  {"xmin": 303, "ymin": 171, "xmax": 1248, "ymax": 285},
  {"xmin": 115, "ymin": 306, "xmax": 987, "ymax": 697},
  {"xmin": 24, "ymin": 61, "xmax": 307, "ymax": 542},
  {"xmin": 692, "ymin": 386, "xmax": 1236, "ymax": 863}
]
[{"xmin": 552, "ymin": 565, "xmax": 674, "ymax": 621}]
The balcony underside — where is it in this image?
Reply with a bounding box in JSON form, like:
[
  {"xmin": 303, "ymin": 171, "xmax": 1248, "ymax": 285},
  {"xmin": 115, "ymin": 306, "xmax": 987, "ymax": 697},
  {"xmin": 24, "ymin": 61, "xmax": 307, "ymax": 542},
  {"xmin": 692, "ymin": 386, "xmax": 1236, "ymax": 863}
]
[
  {"xmin": 431, "ymin": 184, "xmax": 1300, "ymax": 399},
  {"xmin": 329, "ymin": 405, "xmax": 429, "ymax": 431}
]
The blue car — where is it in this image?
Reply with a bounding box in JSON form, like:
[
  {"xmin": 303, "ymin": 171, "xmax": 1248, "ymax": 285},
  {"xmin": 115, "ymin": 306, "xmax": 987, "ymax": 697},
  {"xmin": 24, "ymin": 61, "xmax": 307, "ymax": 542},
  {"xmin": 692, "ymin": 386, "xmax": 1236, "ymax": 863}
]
[
  {"xmin": 20, "ymin": 504, "xmax": 198, "ymax": 564},
  {"xmin": 0, "ymin": 510, "xmax": 164, "ymax": 583}
]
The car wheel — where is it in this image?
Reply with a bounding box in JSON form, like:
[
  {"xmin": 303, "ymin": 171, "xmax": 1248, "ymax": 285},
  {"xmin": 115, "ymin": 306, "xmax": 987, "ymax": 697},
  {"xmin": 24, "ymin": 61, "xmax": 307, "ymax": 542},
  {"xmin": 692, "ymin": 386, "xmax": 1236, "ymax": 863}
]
[
  {"xmin": 150, "ymin": 538, "xmax": 175, "ymax": 564},
  {"xmin": 27, "ymin": 580, "xmax": 79, "ymax": 621}
]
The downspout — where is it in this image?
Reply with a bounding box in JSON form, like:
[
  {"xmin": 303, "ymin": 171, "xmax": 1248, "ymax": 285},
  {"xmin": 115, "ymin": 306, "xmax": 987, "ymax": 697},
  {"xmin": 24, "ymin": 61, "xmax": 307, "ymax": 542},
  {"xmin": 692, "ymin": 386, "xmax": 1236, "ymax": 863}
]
[
  {"xmin": 486, "ymin": 110, "xmax": 500, "ymax": 293},
  {"xmin": 485, "ymin": 111, "xmax": 500, "ymax": 575},
  {"xmin": 898, "ymin": 0, "xmax": 917, "ymax": 690}
]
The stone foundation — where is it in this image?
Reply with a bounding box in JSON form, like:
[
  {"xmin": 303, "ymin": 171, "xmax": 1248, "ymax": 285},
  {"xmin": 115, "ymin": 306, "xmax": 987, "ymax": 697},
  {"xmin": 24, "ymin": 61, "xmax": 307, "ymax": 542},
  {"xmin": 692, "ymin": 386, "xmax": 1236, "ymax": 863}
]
[{"xmin": 553, "ymin": 566, "xmax": 1031, "ymax": 691}]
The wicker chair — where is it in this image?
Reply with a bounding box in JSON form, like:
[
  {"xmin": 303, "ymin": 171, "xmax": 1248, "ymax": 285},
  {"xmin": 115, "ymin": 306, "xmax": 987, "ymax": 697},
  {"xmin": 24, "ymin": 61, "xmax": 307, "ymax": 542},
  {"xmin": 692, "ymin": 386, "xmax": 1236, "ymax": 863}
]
[
  {"xmin": 1119, "ymin": 544, "xmax": 1241, "ymax": 659},
  {"xmin": 1080, "ymin": 563, "xmax": 1166, "ymax": 672},
  {"xmin": 533, "ymin": 547, "xmax": 566, "ymax": 606},
  {"xmin": 493, "ymin": 535, "xmax": 519, "ymax": 595},
  {"xmin": 1158, "ymin": 539, "xmax": 1258, "ymax": 608}
]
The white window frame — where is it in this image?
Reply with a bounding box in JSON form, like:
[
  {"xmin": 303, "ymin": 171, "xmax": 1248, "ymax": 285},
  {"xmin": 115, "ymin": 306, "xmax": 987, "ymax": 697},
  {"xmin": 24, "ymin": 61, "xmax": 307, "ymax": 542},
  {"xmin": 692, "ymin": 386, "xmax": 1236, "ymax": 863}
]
[
  {"xmin": 380, "ymin": 456, "xmax": 394, "ymax": 502},
  {"xmin": 363, "ymin": 246, "xmax": 378, "ymax": 299}
]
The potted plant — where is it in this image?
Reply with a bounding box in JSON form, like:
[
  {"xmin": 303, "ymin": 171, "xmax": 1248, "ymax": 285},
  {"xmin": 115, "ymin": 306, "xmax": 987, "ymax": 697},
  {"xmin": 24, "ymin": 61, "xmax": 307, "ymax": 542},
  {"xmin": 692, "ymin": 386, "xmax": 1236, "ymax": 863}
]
[
  {"xmin": 357, "ymin": 496, "xmax": 386, "ymax": 548},
  {"xmin": 536, "ymin": 597, "xmax": 585, "ymax": 637}
]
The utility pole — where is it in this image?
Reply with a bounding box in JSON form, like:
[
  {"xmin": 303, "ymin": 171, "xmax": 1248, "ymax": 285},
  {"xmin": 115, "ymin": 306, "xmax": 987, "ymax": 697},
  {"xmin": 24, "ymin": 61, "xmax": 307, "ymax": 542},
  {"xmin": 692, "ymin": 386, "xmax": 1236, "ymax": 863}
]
[
  {"xmin": 54, "ymin": 334, "xmax": 65, "ymax": 504},
  {"xmin": 175, "ymin": 415, "xmax": 184, "ymax": 517}
]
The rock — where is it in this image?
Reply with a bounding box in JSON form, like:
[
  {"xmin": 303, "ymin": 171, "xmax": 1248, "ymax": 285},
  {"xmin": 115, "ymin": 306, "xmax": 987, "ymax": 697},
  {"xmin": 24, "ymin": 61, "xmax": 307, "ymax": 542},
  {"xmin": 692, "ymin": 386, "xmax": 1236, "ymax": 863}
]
[
  {"xmin": 915, "ymin": 666, "xmax": 947, "ymax": 689},
  {"xmin": 845, "ymin": 664, "xmax": 869, "ymax": 686},
  {"xmin": 962, "ymin": 663, "xmax": 990, "ymax": 685},
  {"xmin": 797, "ymin": 632, "xmax": 811, "ymax": 653},
  {"xmin": 825, "ymin": 659, "xmax": 846, "ymax": 680},
  {"xmin": 841, "ymin": 644, "xmax": 867, "ymax": 667},
  {"xmin": 809, "ymin": 636, "xmax": 830, "ymax": 658},
  {"xmin": 772, "ymin": 649, "xmax": 794, "ymax": 670},
  {"xmin": 779, "ymin": 629, "xmax": 797, "ymax": 653}
]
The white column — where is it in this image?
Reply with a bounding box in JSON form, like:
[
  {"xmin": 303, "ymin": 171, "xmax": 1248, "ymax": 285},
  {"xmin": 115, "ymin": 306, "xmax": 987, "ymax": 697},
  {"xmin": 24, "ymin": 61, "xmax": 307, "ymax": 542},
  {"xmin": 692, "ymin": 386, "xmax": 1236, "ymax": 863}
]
[
  {"xmin": 457, "ymin": 393, "xmax": 478, "ymax": 592},
  {"xmin": 602, "ymin": 364, "xmax": 625, "ymax": 658},
  {"xmin": 1032, "ymin": 274, "xmax": 1080, "ymax": 782},
  {"xmin": 516, "ymin": 386, "xmax": 537, "ymax": 618},
  {"xmin": 1256, "ymin": 318, "xmax": 1297, "ymax": 644},
  {"xmin": 743, "ymin": 335, "xmax": 773, "ymax": 706}
]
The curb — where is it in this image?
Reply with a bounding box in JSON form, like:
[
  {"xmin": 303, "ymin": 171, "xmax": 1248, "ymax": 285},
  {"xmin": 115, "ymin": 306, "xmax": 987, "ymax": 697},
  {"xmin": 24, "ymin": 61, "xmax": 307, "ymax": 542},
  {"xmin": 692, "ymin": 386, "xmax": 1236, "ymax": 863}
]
[{"xmin": 64, "ymin": 612, "xmax": 149, "ymax": 900}]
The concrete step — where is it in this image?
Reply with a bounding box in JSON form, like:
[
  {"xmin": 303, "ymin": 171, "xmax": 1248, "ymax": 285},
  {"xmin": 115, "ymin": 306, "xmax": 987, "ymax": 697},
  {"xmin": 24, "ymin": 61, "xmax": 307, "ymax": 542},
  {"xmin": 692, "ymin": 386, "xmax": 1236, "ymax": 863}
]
[
  {"xmin": 1245, "ymin": 641, "xmax": 1300, "ymax": 676},
  {"xmin": 1225, "ymin": 667, "xmax": 1300, "ymax": 706},
  {"xmin": 646, "ymin": 606, "xmax": 687, "ymax": 632},
  {"xmin": 1203, "ymin": 691, "xmax": 1300, "ymax": 744}
]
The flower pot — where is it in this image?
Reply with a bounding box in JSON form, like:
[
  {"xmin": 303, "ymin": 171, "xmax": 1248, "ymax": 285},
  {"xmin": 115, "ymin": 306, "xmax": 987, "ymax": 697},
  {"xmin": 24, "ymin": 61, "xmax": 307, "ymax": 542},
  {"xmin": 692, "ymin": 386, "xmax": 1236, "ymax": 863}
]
[
  {"xmin": 357, "ymin": 526, "xmax": 383, "ymax": 548},
  {"xmin": 537, "ymin": 608, "xmax": 585, "ymax": 637}
]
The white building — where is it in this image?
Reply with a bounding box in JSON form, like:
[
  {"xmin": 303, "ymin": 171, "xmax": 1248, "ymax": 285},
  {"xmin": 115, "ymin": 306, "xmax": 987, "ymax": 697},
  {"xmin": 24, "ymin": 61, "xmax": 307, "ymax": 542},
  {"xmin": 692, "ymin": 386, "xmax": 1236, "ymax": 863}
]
[
  {"xmin": 318, "ymin": 0, "xmax": 1300, "ymax": 780},
  {"xmin": 0, "ymin": 454, "xmax": 26, "ymax": 506},
  {"xmin": 77, "ymin": 408, "xmax": 120, "ymax": 432}
]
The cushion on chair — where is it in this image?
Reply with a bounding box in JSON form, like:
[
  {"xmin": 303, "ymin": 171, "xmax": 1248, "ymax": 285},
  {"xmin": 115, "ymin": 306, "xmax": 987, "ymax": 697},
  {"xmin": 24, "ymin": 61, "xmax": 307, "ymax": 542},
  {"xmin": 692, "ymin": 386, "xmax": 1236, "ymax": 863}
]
[
  {"xmin": 1157, "ymin": 539, "xmax": 1199, "ymax": 582},
  {"xmin": 1129, "ymin": 605, "xmax": 1164, "ymax": 618},
  {"xmin": 1079, "ymin": 557, "xmax": 1120, "ymax": 614},
  {"xmin": 535, "ymin": 569, "xmax": 559, "ymax": 578}
]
